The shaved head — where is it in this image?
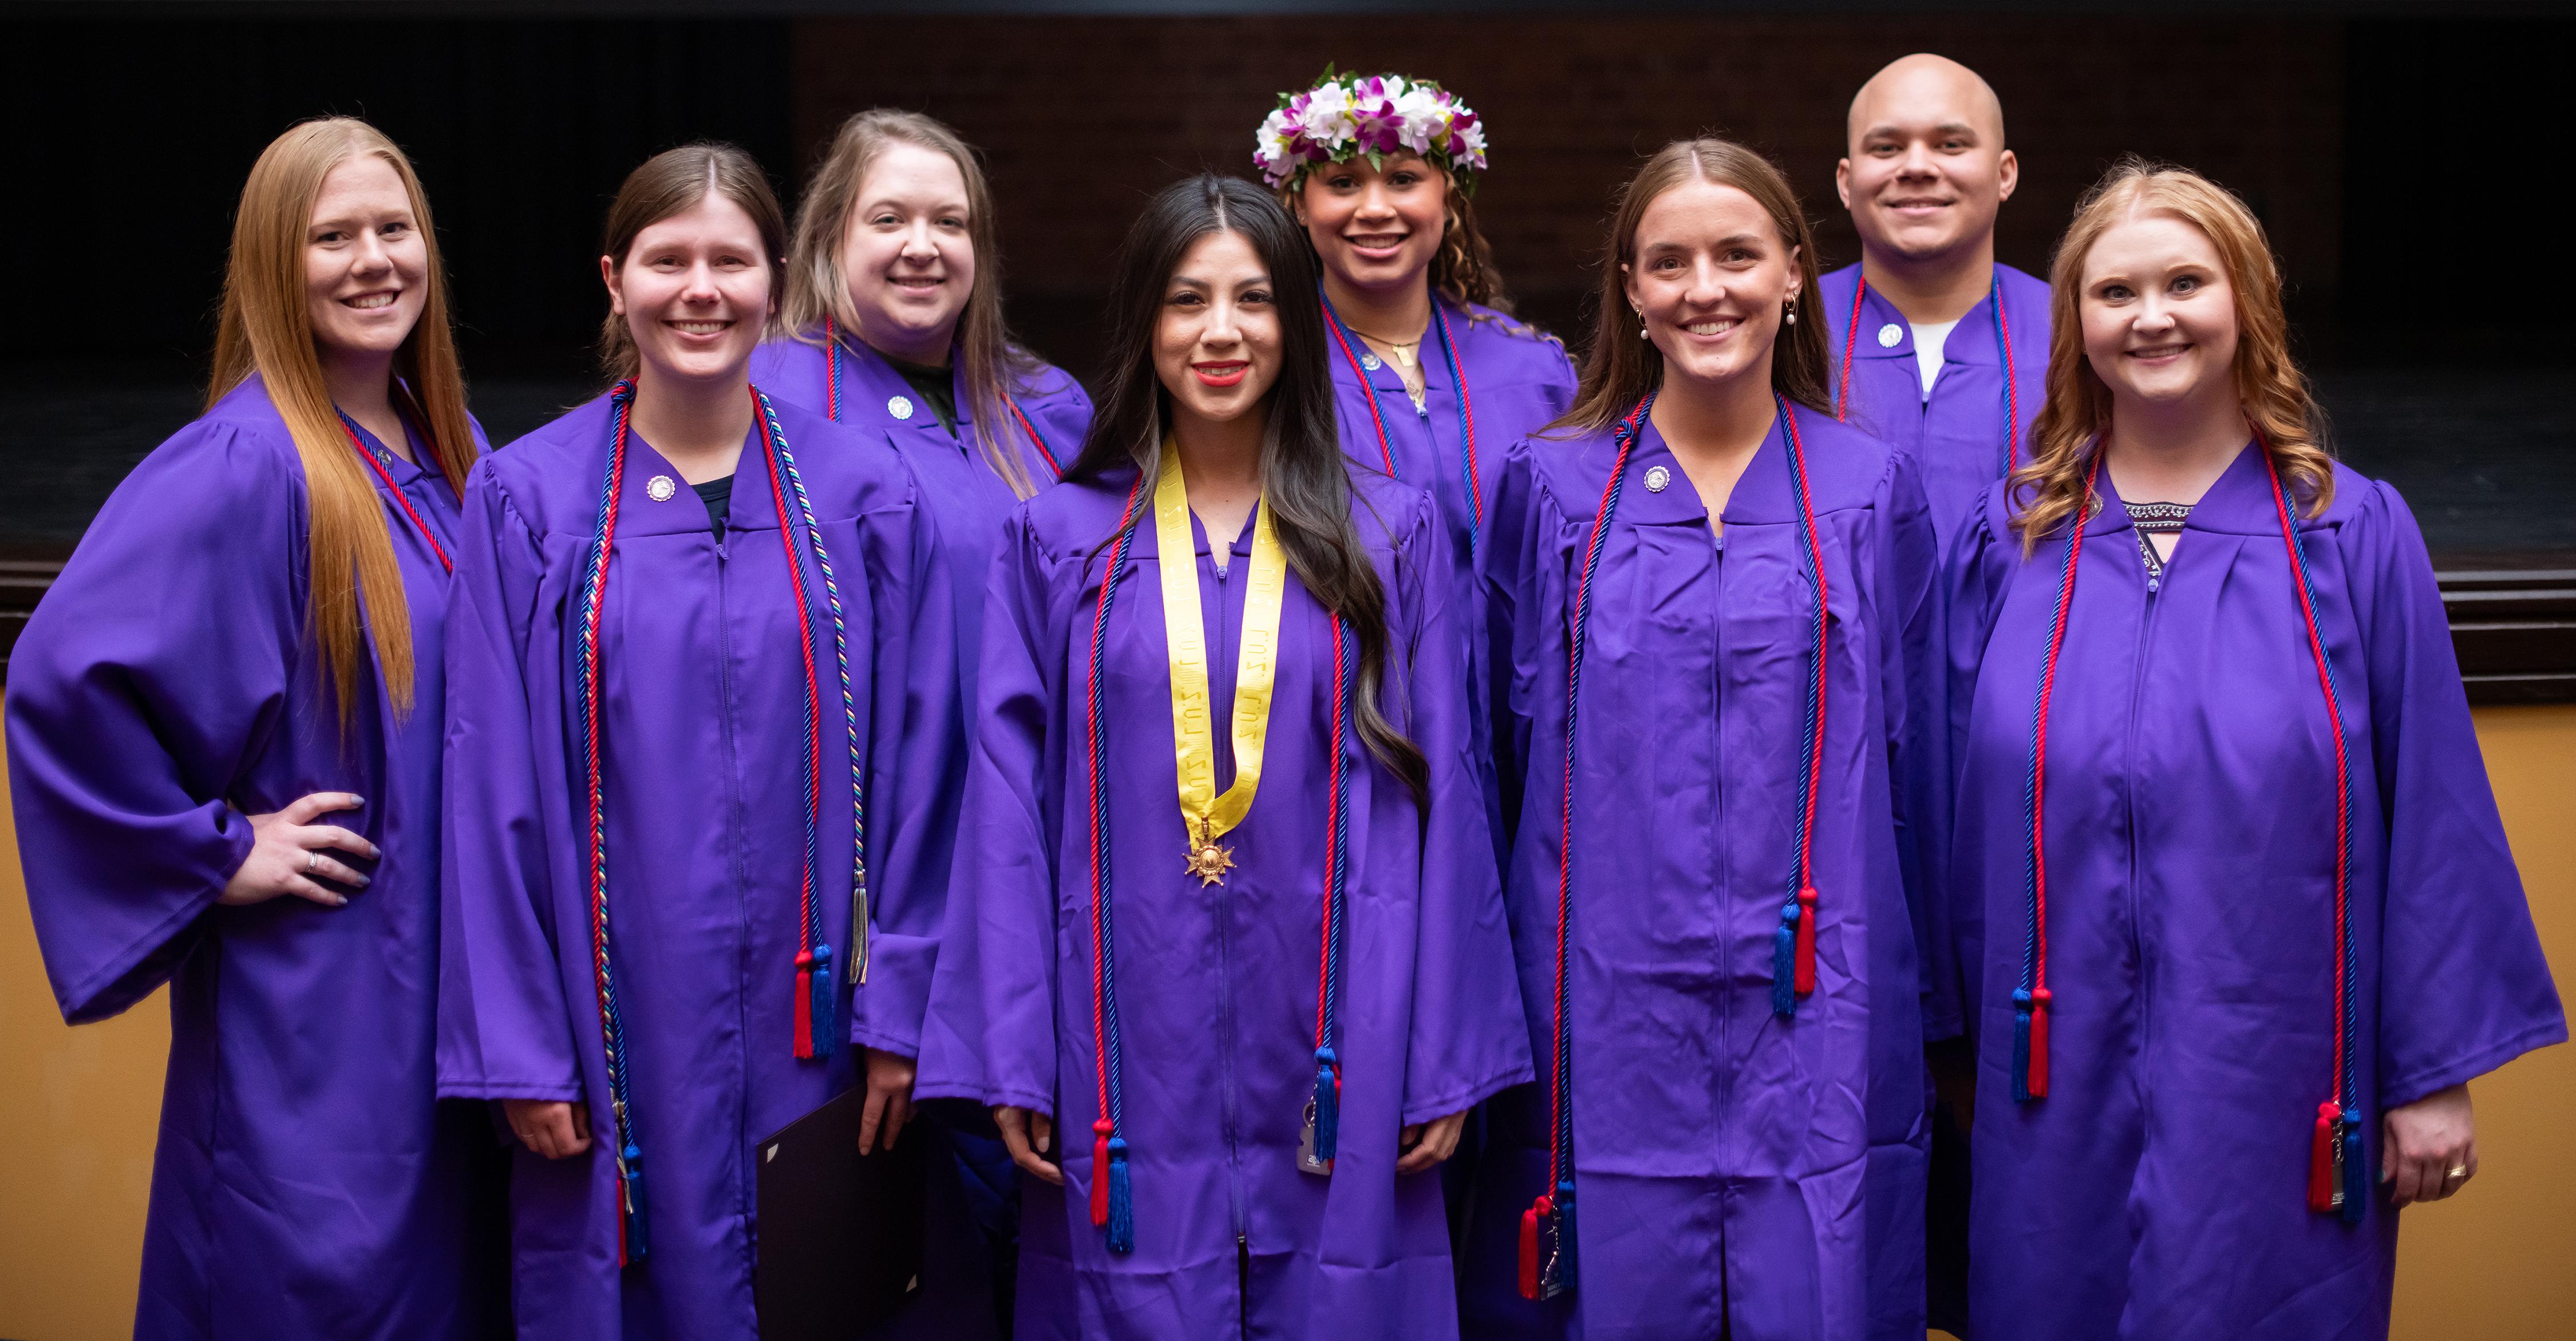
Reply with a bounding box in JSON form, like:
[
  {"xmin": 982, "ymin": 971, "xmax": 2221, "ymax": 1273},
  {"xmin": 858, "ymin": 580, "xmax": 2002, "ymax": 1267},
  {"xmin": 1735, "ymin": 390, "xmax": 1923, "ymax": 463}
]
[
  {"xmin": 1836, "ymin": 52, "xmax": 2018, "ymax": 286},
  {"xmin": 1848, "ymin": 53, "xmax": 2005, "ymax": 155}
]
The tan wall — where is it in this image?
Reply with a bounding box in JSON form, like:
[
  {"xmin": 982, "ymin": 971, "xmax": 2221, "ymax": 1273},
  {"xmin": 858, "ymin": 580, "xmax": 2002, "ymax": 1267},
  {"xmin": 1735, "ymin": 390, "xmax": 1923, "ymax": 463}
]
[{"xmin": 5, "ymin": 709, "xmax": 2572, "ymax": 1340}]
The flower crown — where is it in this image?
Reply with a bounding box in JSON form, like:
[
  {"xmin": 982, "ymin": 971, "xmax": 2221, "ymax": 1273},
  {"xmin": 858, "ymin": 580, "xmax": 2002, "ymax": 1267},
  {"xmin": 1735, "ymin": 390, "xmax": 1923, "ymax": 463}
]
[{"xmin": 1254, "ymin": 68, "xmax": 1488, "ymax": 194}]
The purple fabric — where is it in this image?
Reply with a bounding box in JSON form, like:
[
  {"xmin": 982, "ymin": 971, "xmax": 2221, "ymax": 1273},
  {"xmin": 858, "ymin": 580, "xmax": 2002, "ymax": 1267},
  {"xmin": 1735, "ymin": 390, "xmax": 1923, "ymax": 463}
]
[
  {"xmin": 1816, "ymin": 263, "xmax": 2049, "ymax": 550},
  {"xmin": 437, "ymin": 390, "xmax": 958, "ymax": 1339},
  {"xmin": 750, "ymin": 333, "xmax": 1093, "ymax": 693},
  {"xmin": 1459, "ymin": 409, "xmax": 1945, "ymax": 1340},
  {"xmin": 1941, "ymin": 446, "xmax": 2566, "ymax": 1340},
  {"xmin": 7, "ymin": 375, "xmax": 503, "ymax": 1339},
  {"xmin": 915, "ymin": 469, "xmax": 1533, "ymax": 1339}
]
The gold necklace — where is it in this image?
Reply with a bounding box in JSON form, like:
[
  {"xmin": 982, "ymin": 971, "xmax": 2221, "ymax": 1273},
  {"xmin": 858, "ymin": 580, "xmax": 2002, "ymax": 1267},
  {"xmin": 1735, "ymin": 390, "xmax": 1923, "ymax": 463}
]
[{"xmin": 1345, "ymin": 324, "xmax": 1427, "ymax": 369}]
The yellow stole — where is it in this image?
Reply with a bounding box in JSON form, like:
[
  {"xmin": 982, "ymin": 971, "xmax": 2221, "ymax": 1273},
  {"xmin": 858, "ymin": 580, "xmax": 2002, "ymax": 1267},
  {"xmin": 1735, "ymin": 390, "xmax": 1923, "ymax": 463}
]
[{"xmin": 1153, "ymin": 443, "xmax": 1287, "ymax": 886}]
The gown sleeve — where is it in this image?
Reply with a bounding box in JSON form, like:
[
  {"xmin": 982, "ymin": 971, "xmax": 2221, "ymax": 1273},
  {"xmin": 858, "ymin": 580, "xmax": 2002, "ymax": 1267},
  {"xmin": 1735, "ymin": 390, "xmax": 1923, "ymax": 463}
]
[
  {"xmin": 7, "ymin": 422, "xmax": 297, "ymax": 1022},
  {"xmin": 1397, "ymin": 492, "xmax": 1538, "ymax": 1124},
  {"xmin": 2349, "ymin": 481, "xmax": 2566, "ymax": 1109},
  {"xmin": 1875, "ymin": 453, "xmax": 1957, "ymax": 1041},
  {"xmin": 1936, "ymin": 498, "xmax": 2017, "ymax": 1037},
  {"xmin": 848, "ymin": 468, "xmax": 962, "ymax": 1057},
  {"xmin": 916, "ymin": 509, "xmax": 1062, "ymax": 1114},
  {"xmin": 436, "ymin": 464, "xmax": 582, "ymax": 1102}
]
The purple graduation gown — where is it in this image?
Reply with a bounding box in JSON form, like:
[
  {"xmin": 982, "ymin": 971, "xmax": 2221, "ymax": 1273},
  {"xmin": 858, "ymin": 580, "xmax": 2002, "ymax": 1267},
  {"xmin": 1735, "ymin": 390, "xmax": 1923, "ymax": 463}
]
[
  {"xmin": 1942, "ymin": 448, "xmax": 2566, "ymax": 1340},
  {"xmin": 437, "ymin": 390, "xmax": 957, "ymax": 1340},
  {"xmin": 1817, "ymin": 262, "xmax": 2048, "ymax": 548},
  {"xmin": 7, "ymin": 375, "xmax": 503, "ymax": 1339},
  {"xmin": 750, "ymin": 332, "xmax": 1093, "ymax": 683},
  {"xmin": 1463, "ymin": 409, "xmax": 1945, "ymax": 1341},
  {"xmin": 915, "ymin": 468, "xmax": 1534, "ymax": 1340}
]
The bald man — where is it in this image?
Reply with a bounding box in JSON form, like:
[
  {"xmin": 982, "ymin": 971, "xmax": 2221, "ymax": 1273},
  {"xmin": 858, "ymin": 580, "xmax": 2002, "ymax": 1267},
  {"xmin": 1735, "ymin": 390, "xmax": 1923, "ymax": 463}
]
[{"xmin": 1825, "ymin": 53, "xmax": 2047, "ymax": 549}]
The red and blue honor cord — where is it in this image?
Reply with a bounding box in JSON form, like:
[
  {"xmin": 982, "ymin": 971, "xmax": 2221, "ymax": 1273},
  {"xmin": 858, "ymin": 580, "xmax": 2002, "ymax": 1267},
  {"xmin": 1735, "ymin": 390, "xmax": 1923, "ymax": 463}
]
[
  {"xmin": 2017, "ymin": 442, "xmax": 2361, "ymax": 1221},
  {"xmin": 575, "ymin": 381, "xmax": 866, "ymax": 1267},
  {"xmin": 1836, "ymin": 272, "xmax": 2021, "ymax": 474},
  {"xmin": 1078, "ymin": 466, "xmax": 1360, "ymax": 1254},
  {"xmin": 1319, "ymin": 294, "xmax": 1484, "ymax": 549},
  {"xmin": 335, "ymin": 404, "xmax": 455, "ymax": 574},
  {"xmin": 1520, "ymin": 393, "xmax": 1834, "ymax": 1300},
  {"xmin": 823, "ymin": 315, "xmax": 1064, "ymax": 478}
]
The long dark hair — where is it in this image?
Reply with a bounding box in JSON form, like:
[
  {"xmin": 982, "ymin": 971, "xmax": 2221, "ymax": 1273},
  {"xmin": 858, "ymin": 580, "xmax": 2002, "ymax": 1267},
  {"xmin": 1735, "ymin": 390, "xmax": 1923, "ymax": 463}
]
[
  {"xmin": 1559, "ymin": 137, "xmax": 1833, "ymax": 433},
  {"xmin": 1067, "ymin": 174, "xmax": 1428, "ymax": 807}
]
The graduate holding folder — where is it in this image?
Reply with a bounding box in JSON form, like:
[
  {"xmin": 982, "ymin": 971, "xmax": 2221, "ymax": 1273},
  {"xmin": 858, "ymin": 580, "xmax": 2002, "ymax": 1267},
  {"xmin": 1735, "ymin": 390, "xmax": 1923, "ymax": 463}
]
[
  {"xmin": 917, "ymin": 175, "xmax": 1531, "ymax": 1340},
  {"xmin": 437, "ymin": 143, "xmax": 958, "ymax": 1340}
]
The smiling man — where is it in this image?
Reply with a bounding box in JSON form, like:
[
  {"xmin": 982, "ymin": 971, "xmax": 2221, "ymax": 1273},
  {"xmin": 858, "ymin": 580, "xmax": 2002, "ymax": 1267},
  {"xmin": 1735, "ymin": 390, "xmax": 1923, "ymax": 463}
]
[{"xmin": 1824, "ymin": 53, "xmax": 2046, "ymax": 547}]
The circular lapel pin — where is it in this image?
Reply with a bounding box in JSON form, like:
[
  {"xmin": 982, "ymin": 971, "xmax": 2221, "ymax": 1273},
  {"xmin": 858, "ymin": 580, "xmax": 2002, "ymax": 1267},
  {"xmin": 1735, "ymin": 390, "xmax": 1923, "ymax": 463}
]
[
  {"xmin": 646, "ymin": 475, "xmax": 677, "ymax": 503},
  {"xmin": 888, "ymin": 395, "xmax": 915, "ymax": 421},
  {"xmin": 1360, "ymin": 353, "xmax": 1382, "ymax": 372},
  {"xmin": 1645, "ymin": 465, "xmax": 1671, "ymax": 493},
  {"xmin": 1877, "ymin": 323, "xmax": 1903, "ymax": 348}
]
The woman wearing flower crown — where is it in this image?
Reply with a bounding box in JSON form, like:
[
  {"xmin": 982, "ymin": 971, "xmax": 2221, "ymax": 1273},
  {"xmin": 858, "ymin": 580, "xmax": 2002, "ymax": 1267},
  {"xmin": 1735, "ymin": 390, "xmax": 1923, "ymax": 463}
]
[
  {"xmin": 1942, "ymin": 160, "xmax": 2561, "ymax": 1341},
  {"xmin": 1258, "ymin": 73, "xmax": 1577, "ymax": 853},
  {"xmin": 915, "ymin": 175, "xmax": 1530, "ymax": 1340},
  {"xmin": 438, "ymin": 143, "xmax": 958, "ymax": 1339},
  {"xmin": 1466, "ymin": 137, "xmax": 1943, "ymax": 1340}
]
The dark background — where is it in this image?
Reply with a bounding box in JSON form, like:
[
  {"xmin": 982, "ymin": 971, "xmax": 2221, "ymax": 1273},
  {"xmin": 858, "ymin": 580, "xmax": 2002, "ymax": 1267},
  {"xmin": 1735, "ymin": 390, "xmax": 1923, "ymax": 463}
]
[{"xmin": 2, "ymin": 6, "xmax": 2570, "ymax": 565}]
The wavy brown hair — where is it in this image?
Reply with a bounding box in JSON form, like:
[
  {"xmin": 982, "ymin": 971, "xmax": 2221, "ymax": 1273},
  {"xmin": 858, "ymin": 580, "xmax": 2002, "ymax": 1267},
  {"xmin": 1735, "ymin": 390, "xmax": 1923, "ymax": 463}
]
[
  {"xmin": 598, "ymin": 144, "xmax": 787, "ymax": 383},
  {"xmin": 784, "ymin": 110, "xmax": 1050, "ymax": 498},
  {"xmin": 2010, "ymin": 159, "xmax": 2334, "ymax": 548},
  {"xmin": 1558, "ymin": 137, "xmax": 1832, "ymax": 433},
  {"xmin": 210, "ymin": 117, "xmax": 478, "ymax": 723},
  {"xmin": 1068, "ymin": 175, "xmax": 1428, "ymax": 809}
]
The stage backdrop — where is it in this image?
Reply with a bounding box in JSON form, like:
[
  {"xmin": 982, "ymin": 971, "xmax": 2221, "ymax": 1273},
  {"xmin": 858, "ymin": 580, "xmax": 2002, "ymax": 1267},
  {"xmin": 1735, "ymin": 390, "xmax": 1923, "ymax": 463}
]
[{"xmin": 2, "ymin": 704, "xmax": 2573, "ymax": 1339}]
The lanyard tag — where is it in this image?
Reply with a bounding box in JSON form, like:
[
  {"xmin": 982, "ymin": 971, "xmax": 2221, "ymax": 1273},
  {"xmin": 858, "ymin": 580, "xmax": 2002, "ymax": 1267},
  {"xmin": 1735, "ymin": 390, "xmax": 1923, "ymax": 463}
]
[
  {"xmin": 1539, "ymin": 1209, "xmax": 1568, "ymax": 1298},
  {"xmin": 1297, "ymin": 1099, "xmax": 1332, "ymax": 1177}
]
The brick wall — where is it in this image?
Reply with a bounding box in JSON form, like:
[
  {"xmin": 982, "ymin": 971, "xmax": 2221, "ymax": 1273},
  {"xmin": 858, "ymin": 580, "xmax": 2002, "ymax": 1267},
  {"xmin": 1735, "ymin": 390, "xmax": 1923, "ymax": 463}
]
[{"xmin": 791, "ymin": 15, "xmax": 2342, "ymax": 367}]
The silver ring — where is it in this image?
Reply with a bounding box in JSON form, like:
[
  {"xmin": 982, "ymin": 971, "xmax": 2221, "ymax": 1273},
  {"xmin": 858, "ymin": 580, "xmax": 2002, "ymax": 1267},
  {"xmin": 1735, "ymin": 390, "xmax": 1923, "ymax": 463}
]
[
  {"xmin": 306, "ymin": 851, "xmax": 321, "ymax": 874},
  {"xmin": 2447, "ymin": 1165, "xmax": 2470, "ymax": 1180}
]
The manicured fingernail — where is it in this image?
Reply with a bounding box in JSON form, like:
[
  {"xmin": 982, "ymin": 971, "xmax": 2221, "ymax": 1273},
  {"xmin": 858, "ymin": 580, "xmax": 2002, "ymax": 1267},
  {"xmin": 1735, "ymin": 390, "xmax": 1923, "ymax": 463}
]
[
  {"xmin": 331, "ymin": 896, "xmax": 349, "ymax": 907},
  {"xmin": 369, "ymin": 845, "xmax": 382, "ymax": 859},
  {"xmin": 354, "ymin": 875, "xmax": 372, "ymax": 887}
]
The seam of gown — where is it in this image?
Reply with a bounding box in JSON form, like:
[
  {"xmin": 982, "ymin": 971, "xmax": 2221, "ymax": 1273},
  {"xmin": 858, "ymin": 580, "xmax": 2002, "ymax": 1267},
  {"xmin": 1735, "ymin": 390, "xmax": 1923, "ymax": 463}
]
[{"xmin": 2378, "ymin": 1019, "xmax": 2570, "ymax": 1110}]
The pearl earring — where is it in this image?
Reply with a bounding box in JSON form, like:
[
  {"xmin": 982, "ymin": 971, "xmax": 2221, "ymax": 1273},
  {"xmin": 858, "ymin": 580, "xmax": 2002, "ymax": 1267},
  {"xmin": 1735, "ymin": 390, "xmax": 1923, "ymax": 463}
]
[
  {"xmin": 1635, "ymin": 309, "xmax": 1649, "ymax": 340},
  {"xmin": 1784, "ymin": 298, "xmax": 1797, "ymax": 327}
]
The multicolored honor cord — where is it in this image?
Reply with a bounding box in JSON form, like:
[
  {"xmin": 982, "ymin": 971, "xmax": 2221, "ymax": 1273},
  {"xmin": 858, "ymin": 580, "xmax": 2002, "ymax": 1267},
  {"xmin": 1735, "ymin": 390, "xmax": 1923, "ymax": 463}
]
[
  {"xmin": 1835, "ymin": 272, "xmax": 2021, "ymax": 473},
  {"xmin": 335, "ymin": 404, "xmax": 454, "ymax": 574},
  {"xmin": 574, "ymin": 381, "xmax": 867, "ymax": 1267},
  {"xmin": 2017, "ymin": 442, "xmax": 2361, "ymax": 1221},
  {"xmin": 822, "ymin": 315, "xmax": 1064, "ymax": 478}
]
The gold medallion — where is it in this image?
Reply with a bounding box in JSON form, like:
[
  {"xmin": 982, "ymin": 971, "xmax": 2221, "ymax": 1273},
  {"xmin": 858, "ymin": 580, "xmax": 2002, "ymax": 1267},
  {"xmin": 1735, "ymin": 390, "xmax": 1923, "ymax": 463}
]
[{"xmin": 1186, "ymin": 842, "xmax": 1235, "ymax": 887}]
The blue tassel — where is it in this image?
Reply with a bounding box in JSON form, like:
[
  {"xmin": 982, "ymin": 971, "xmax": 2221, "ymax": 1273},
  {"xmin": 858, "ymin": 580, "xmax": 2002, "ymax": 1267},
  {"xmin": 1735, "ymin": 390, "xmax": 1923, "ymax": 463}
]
[
  {"xmin": 2340, "ymin": 1116, "xmax": 2366, "ymax": 1225},
  {"xmin": 1554, "ymin": 1179, "xmax": 1578, "ymax": 1287},
  {"xmin": 1771, "ymin": 898, "xmax": 1800, "ymax": 1018},
  {"xmin": 2010, "ymin": 989, "xmax": 2034, "ymax": 1103},
  {"xmin": 1311, "ymin": 1047, "xmax": 1340, "ymax": 1161},
  {"xmin": 810, "ymin": 944, "xmax": 837, "ymax": 1057},
  {"xmin": 1105, "ymin": 1136, "xmax": 1135, "ymax": 1253},
  {"xmin": 619, "ymin": 1142, "xmax": 650, "ymax": 1264}
]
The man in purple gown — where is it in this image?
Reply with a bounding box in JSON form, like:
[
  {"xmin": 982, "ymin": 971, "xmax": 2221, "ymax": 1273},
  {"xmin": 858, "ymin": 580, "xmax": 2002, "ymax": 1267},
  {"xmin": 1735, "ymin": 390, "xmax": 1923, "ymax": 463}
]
[{"xmin": 1823, "ymin": 53, "xmax": 2048, "ymax": 547}]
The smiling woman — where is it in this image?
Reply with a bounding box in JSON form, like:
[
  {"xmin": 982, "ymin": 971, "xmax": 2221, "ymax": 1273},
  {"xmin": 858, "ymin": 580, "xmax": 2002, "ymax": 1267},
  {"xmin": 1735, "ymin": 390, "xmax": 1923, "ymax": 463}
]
[
  {"xmin": 5, "ymin": 115, "xmax": 502, "ymax": 1338},
  {"xmin": 437, "ymin": 142, "xmax": 963, "ymax": 1340}
]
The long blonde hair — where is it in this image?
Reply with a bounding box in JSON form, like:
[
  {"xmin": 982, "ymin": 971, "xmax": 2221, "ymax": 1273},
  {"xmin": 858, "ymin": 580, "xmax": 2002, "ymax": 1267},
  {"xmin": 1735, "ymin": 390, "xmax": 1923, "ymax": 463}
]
[
  {"xmin": 209, "ymin": 117, "xmax": 477, "ymax": 721},
  {"xmin": 1558, "ymin": 137, "xmax": 1832, "ymax": 434},
  {"xmin": 783, "ymin": 109, "xmax": 1047, "ymax": 498},
  {"xmin": 2010, "ymin": 159, "xmax": 2333, "ymax": 547}
]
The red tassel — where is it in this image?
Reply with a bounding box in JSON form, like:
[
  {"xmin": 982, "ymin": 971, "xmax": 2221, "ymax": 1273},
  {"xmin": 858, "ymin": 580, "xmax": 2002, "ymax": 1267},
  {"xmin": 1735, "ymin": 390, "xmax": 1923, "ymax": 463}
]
[
  {"xmin": 2308, "ymin": 1102, "xmax": 2340, "ymax": 1212},
  {"xmin": 1792, "ymin": 887, "xmax": 1819, "ymax": 995},
  {"xmin": 792, "ymin": 951, "xmax": 815, "ymax": 1059},
  {"xmin": 2025, "ymin": 986, "xmax": 2051, "ymax": 1098},
  {"xmin": 1518, "ymin": 1194, "xmax": 1553, "ymax": 1300},
  {"xmin": 1090, "ymin": 1120, "xmax": 1114, "ymax": 1227}
]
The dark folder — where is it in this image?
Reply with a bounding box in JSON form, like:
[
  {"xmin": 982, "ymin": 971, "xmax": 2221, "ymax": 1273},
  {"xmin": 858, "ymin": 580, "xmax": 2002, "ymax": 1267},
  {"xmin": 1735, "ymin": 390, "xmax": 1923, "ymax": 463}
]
[{"xmin": 754, "ymin": 1085, "xmax": 929, "ymax": 1339}]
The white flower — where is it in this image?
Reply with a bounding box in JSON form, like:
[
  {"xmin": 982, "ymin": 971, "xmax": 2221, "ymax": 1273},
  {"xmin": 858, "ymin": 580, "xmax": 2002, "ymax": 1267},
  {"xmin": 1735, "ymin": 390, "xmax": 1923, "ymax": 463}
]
[
  {"xmin": 1392, "ymin": 84, "xmax": 1446, "ymax": 156},
  {"xmin": 1455, "ymin": 120, "xmax": 1488, "ymax": 171},
  {"xmin": 1254, "ymin": 108, "xmax": 1299, "ymax": 185},
  {"xmin": 1299, "ymin": 81, "xmax": 1356, "ymax": 151}
]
